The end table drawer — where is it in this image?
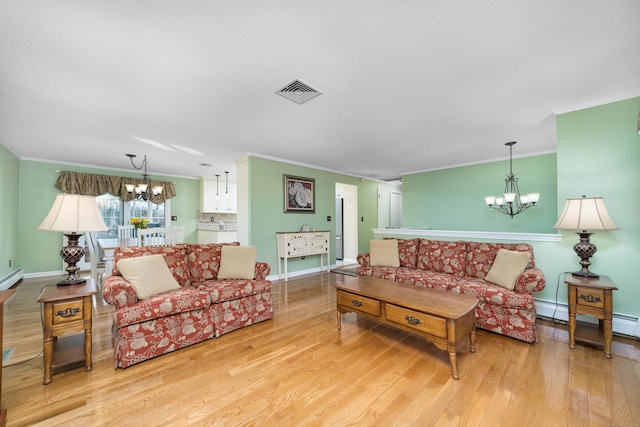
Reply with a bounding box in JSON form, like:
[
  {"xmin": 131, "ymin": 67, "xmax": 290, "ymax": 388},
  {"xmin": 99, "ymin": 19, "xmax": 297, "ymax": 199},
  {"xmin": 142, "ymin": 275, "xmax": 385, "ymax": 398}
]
[
  {"xmin": 576, "ymin": 287, "xmax": 604, "ymax": 308},
  {"xmin": 52, "ymin": 301, "xmax": 84, "ymax": 324},
  {"xmin": 337, "ymin": 291, "xmax": 381, "ymax": 317},
  {"xmin": 385, "ymin": 304, "xmax": 447, "ymax": 338}
]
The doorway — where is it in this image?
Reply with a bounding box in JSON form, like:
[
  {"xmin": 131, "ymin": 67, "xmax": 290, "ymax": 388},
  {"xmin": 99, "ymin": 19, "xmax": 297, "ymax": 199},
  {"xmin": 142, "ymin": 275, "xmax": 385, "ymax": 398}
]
[{"xmin": 335, "ymin": 183, "xmax": 358, "ymax": 266}]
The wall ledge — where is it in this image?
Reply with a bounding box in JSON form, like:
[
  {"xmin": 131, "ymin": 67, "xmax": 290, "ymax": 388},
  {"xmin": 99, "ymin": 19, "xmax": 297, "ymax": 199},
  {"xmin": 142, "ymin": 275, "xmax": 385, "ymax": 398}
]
[{"xmin": 373, "ymin": 228, "xmax": 562, "ymax": 243}]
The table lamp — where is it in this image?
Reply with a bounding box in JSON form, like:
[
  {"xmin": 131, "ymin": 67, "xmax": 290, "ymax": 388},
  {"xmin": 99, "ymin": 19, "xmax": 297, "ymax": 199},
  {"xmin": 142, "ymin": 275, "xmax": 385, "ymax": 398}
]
[
  {"xmin": 38, "ymin": 194, "xmax": 109, "ymax": 285},
  {"xmin": 553, "ymin": 195, "xmax": 618, "ymax": 278}
]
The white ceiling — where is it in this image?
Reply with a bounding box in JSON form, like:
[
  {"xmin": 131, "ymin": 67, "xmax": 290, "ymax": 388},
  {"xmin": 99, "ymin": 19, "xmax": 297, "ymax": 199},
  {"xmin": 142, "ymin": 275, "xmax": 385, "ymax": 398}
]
[{"xmin": 1, "ymin": 1, "xmax": 639, "ymax": 182}]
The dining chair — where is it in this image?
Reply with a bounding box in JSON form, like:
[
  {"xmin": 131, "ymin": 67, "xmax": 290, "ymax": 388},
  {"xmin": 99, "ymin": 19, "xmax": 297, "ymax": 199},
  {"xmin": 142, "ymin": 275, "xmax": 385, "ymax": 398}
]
[
  {"xmin": 138, "ymin": 227, "xmax": 176, "ymax": 247},
  {"xmin": 172, "ymin": 226, "xmax": 185, "ymax": 243},
  {"xmin": 85, "ymin": 232, "xmax": 106, "ymax": 284},
  {"xmin": 117, "ymin": 225, "xmax": 136, "ymax": 246}
]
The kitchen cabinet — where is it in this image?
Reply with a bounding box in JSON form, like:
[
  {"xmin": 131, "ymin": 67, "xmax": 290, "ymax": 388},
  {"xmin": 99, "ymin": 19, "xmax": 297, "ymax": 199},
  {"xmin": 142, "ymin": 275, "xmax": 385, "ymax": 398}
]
[
  {"xmin": 197, "ymin": 230, "xmax": 238, "ymax": 244},
  {"xmin": 200, "ymin": 178, "xmax": 237, "ymax": 213}
]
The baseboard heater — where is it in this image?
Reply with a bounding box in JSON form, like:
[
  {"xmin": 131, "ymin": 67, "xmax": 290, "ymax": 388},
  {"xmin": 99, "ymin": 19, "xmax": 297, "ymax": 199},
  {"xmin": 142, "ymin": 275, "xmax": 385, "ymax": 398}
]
[{"xmin": 0, "ymin": 267, "xmax": 23, "ymax": 291}]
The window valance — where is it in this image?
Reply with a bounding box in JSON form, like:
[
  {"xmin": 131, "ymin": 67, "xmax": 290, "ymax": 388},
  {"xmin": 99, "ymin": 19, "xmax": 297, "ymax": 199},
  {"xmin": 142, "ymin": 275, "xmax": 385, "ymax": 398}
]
[{"xmin": 55, "ymin": 171, "xmax": 176, "ymax": 204}]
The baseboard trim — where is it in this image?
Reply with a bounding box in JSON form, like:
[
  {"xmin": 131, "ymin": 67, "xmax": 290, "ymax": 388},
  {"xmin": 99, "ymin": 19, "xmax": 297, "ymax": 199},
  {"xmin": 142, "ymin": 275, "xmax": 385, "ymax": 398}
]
[
  {"xmin": 535, "ymin": 299, "xmax": 640, "ymax": 338},
  {"xmin": 0, "ymin": 267, "xmax": 24, "ymax": 290}
]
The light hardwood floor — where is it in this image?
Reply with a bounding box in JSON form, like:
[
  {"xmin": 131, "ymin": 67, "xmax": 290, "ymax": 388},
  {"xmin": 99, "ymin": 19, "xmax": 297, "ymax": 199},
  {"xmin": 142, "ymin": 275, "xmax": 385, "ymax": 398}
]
[{"xmin": 2, "ymin": 272, "xmax": 639, "ymax": 426}]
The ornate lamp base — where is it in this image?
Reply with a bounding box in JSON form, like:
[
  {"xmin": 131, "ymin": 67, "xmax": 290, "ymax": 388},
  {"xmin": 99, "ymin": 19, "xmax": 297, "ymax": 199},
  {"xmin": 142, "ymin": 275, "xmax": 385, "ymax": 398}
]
[
  {"xmin": 58, "ymin": 232, "xmax": 87, "ymax": 286},
  {"xmin": 571, "ymin": 231, "xmax": 600, "ymax": 278}
]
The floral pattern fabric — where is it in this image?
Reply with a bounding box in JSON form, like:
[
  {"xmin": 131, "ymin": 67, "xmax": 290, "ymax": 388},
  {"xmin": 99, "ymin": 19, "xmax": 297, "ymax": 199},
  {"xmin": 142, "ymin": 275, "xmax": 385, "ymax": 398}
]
[
  {"xmin": 102, "ymin": 242, "xmax": 273, "ymax": 368},
  {"xmin": 211, "ymin": 292, "xmax": 273, "ymax": 337},
  {"xmin": 416, "ymin": 239, "xmax": 467, "ymax": 277},
  {"xmin": 187, "ymin": 242, "xmax": 239, "ymax": 282},
  {"xmin": 384, "ymin": 238, "xmax": 420, "ymax": 269},
  {"xmin": 356, "ymin": 239, "xmax": 546, "ymax": 343},
  {"xmin": 113, "ymin": 309, "xmax": 215, "ymax": 368}
]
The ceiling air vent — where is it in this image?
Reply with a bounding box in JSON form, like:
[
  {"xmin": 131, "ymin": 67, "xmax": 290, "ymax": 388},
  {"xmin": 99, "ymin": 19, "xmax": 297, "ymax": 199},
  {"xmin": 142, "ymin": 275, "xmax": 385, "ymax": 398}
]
[{"xmin": 276, "ymin": 79, "xmax": 322, "ymax": 104}]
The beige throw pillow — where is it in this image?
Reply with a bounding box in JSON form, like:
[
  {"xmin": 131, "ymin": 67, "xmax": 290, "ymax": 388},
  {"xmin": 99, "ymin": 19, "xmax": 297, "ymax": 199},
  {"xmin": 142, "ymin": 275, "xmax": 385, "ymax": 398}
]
[
  {"xmin": 116, "ymin": 254, "xmax": 180, "ymax": 300},
  {"xmin": 485, "ymin": 249, "xmax": 531, "ymax": 290},
  {"xmin": 218, "ymin": 246, "xmax": 257, "ymax": 279},
  {"xmin": 370, "ymin": 239, "xmax": 400, "ymax": 267}
]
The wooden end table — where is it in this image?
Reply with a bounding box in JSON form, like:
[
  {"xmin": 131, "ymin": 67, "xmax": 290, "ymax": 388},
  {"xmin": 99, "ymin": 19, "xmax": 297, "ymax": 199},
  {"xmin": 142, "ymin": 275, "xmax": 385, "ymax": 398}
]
[
  {"xmin": 564, "ymin": 273, "xmax": 617, "ymax": 359},
  {"xmin": 37, "ymin": 279, "xmax": 96, "ymax": 385}
]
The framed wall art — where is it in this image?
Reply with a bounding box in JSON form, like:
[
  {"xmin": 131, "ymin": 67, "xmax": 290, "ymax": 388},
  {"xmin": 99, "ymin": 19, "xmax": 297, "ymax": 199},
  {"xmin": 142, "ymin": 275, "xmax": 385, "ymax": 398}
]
[{"xmin": 284, "ymin": 174, "xmax": 315, "ymax": 213}]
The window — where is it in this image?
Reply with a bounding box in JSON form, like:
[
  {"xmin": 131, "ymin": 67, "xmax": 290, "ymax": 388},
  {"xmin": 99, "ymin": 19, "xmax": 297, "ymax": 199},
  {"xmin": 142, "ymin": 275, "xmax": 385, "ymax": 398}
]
[{"xmin": 96, "ymin": 194, "xmax": 170, "ymax": 236}]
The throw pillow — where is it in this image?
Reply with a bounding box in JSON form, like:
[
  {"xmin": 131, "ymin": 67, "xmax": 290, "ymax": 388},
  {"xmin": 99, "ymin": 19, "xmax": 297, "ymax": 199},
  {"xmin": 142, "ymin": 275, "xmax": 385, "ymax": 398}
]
[
  {"xmin": 485, "ymin": 249, "xmax": 531, "ymax": 290},
  {"xmin": 369, "ymin": 239, "xmax": 400, "ymax": 267},
  {"xmin": 218, "ymin": 246, "xmax": 257, "ymax": 279},
  {"xmin": 116, "ymin": 254, "xmax": 181, "ymax": 300}
]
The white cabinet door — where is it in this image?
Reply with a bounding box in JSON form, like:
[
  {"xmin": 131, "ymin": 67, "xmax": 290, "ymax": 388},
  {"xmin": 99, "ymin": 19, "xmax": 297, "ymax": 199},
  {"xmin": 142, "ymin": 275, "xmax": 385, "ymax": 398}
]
[{"xmin": 200, "ymin": 178, "xmax": 237, "ymax": 213}]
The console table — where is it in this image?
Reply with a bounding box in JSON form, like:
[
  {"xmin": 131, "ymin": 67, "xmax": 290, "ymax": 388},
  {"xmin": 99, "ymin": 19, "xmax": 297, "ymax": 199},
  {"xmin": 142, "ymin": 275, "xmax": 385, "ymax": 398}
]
[
  {"xmin": 276, "ymin": 231, "xmax": 330, "ymax": 281},
  {"xmin": 38, "ymin": 279, "xmax": 96, "ymax": 385},
  {"xmin": 564, "ymin": 273, "xmax": 617, "ymax": 359}
]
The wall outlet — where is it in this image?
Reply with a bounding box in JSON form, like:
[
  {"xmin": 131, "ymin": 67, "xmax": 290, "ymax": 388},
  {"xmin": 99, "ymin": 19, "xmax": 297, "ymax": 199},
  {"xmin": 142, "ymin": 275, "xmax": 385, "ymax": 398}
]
[
  {"xmin": 171, "ymin": 215, "xmax": 177, "ymax": 221},
  {"xmin": 9, "ymin": 260, "xmax": 12, "ymax": 268},
  {"xmin": 326, "ymin": 215, "xmax": 331, "ymax": 221}
]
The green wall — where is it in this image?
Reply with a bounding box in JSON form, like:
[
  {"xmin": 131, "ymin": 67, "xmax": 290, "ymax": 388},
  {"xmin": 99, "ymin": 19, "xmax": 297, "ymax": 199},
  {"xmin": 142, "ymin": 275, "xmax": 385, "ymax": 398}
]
[
  {"xmin": 403, "ymin": 153, "xmax": 558, "ymax": 233},
  {"xmin": 246, "ymin": 156, "xmax": 392, "ymax": 273},
  {"xmin": 0, "ymin": 144, "xmax": 20, "ymax": 280},
  {"xmin": 401, "ymin": 97, "xmax": 640, "ymax": 318},
  {"xmin": 554, "ymin": 96, "xmax": 640, "ymax": 316},
  {"xmin": 17, "ymin": 160, "xmax": 200, "ymax": 275}
]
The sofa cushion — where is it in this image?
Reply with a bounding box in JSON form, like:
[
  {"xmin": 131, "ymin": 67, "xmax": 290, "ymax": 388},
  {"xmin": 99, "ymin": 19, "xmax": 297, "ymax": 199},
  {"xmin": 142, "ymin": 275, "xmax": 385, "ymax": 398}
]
[
  {"xmin": 416, "ymin": 239, "xmax": 466, "ymax": 277},
  {"xmin": 485, "ymin": 249, "xmax": 531, "ymax": 290},
  {"xmin": 218, "ymin": 246, "xmax": 257, "ymax": 279},
  {"xmin": 196, "ymin": 279, "xmax": 272, "ymax": 304},
  {"xmin": 449, "ymin": 277, "xmax": 535, "ymax": 311},
  {"xmin": 396, "ymin": 268, "xmax": 458, "ymax": 291},
  {"xmin": 384, "ymin": 237, "xmax": 420, "ymax": 269},
  {"xmin": 464, "ymin": 242, "xmax": 535, "ymax": 279},
  {"xmin": 116, "ymin": 254, "xmax": 181, "ymax": 300},
  {"xmin": 187, "ymin": 242, "xmax": 240, "ymax": 283},
  {"xmin": 112, "ymin": 245, "xmax": 191, "ymax": 286},
  {"xmin": 113, "ymin": 287, "xmax": 211, "ymax": 328},
  {"xmin": 370, "ymin": 239, "xmax": 400, "ymax": 267}
]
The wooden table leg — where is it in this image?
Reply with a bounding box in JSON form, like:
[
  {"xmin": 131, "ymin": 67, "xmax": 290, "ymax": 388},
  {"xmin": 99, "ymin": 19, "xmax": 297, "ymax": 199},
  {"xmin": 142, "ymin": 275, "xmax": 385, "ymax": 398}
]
[
  {"xmin": 336, "ymin": 311, "xmax": 342, "ymax": 330},
  {"xmin": 469, "ymin": 327, "xmax": 476, "ymax": 353},
  {"xmin": 568, "ymin": 284, "xmax": 577, "ymax": 350},
  {"xmin": 448, "ymin": 348, "xmax": 459, "ymax": 380}
]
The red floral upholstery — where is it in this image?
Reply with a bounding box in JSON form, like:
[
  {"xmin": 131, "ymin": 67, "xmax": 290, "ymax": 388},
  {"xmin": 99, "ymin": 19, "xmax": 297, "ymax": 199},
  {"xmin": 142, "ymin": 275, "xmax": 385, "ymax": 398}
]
[
  {"xmin": 384, "ymin": 237, "xmax": 420, "ymax": 269},
  {"xmin": 357, "ymin": 239, "xmax": 546, "ymax": 343},
  {"xmin": 102, "ymin": 242, "xmax": 273, "ymax": 368},
  {"xmin": 416, "ymin": 239, "xmax": 467, "ymax": 277},
  {"xmin": 113, "ymin": 309, "xmax": 215, "ymax": 369},
  {"xmin": 211, "ymin": 292, "xmax": 273, "ymax": 337},
  {"xmin": 464, "ymin": 242, "xmax": 535, "ymax": 279},
  {"xmin": 187, "ymin": 242, "xmax": 240, "ymax": 282},
  {"xmin": 114, "ymin": 288, "xmax": 211, "ymax": 328}
]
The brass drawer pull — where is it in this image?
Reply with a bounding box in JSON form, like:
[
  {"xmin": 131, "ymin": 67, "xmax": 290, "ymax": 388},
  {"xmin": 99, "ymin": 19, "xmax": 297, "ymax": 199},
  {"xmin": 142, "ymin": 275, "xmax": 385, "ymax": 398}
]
[
  {"xmin": 351, "ymin": 299, "xmax": 363, "ymax": 307},
  {"xmin": 55, "ymin": 307, "xmax": 80, "ymax": 318},
  {"xmin": 405, "ymin": 315, "xmax": 421, "ymax": 325},
  {"xmin": 579, "ymin": 294, "xmax": 601, "ymax": 304}
]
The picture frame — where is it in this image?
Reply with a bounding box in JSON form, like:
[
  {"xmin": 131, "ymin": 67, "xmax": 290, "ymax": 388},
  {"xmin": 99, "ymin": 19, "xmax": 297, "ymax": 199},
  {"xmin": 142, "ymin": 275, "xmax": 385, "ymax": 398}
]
[{"xmin": 284, "ymin": 174, "xmax": 315, "ymax": 213}]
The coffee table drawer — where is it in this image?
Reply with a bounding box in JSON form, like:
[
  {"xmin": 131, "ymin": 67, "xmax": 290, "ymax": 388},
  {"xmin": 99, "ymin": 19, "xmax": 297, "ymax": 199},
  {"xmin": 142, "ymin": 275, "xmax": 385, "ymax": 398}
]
[
  {"xmin": 385, "ymin": 304, "xmax": 447, "ymax": 338},
  {"xmin": 337, "ymin": 291, "xmax": 381, "ymax": 317},
  {"xmin": 576, "ymin": 287, "xmax": 605, "ymax": 309}
]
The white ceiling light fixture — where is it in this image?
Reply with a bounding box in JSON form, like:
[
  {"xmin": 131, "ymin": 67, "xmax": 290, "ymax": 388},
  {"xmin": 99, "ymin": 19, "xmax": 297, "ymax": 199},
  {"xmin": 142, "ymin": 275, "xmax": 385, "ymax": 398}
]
[
  {"xmin": 484, "ymin": 142, "xmax": 540, "ymax": 218},
  {"xmin": 276, "ymin": 79, "xmax": 322, "ymax": 104},
  {"xmin": 124, "ymin": 154, "xmax": 164, "ymax": 202}
]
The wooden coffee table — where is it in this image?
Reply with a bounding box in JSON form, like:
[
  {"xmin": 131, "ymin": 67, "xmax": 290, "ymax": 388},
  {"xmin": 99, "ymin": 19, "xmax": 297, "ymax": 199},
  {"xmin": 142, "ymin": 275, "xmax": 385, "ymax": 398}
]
[{"xmin": 335, "ymin": 275, "xmax": 478, "ymax": 380}]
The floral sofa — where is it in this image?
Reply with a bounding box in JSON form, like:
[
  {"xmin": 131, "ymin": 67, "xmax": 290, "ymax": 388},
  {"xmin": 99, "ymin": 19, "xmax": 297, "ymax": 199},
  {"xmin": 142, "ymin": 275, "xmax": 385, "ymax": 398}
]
[
  {"xmin": 356, "ymin": 238, "xmax": 546, "ymax": 343},
  {"xmin": 102, "ymin": 243, "xmax": 273, "ymax": 368}
]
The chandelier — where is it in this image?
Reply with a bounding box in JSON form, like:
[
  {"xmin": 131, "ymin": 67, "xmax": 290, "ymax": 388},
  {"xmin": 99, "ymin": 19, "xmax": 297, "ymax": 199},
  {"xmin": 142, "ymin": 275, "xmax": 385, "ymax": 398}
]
[
  {"xmin": 124, "ymin": 154, "xmax": 163, "ymax": 201},
  {"xmin": 484, "ymin": 141, "xmax": 539, "ymax": 218}
]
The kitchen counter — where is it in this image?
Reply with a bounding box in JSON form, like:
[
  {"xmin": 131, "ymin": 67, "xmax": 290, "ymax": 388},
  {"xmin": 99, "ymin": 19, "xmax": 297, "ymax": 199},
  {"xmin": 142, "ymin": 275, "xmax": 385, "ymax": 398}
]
[{"xmin": 197, "ymin": 229, "xmax": 238, "ymax": 244}]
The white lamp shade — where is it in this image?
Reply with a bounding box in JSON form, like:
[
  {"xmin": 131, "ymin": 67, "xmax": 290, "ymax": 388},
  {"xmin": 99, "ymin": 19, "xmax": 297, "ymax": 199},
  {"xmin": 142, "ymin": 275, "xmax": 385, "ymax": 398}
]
[
  {"xmin": 553, "ymin": 197, "xmax": 619, "ymax": 231},
  {"xmin": 38, "ymin": 194, "xmax": 109, "ymax": 232}
]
